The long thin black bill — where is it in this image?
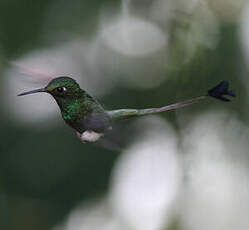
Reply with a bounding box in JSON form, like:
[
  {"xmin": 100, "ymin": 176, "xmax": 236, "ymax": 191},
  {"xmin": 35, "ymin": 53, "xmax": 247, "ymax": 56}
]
[{"xmin": 17, "ymin": 88, "xmax": 46, "ymax": 96}]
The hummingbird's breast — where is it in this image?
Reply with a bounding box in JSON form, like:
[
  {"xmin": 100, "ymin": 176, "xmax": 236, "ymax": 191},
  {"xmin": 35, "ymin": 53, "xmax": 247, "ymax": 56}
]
[
  {"xmin": 61, "ymin": 100, "xmax": 112, "ymax": 134},
  {"xmin": 66, "ymin": 111, "xmax": 112, "ymax": 134}
]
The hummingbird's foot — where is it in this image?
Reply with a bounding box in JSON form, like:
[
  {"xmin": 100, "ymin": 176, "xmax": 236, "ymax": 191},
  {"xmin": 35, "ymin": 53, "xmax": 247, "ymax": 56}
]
[{"xmin": 76, "ymin": 130, "xmax": 104, "ymax": 143}]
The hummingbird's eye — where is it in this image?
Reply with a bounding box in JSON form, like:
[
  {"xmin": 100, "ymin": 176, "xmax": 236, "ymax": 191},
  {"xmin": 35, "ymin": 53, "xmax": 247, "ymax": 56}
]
[{"xmin": 56, "ymin": 87, "xmax": 67, "ymax": 93}]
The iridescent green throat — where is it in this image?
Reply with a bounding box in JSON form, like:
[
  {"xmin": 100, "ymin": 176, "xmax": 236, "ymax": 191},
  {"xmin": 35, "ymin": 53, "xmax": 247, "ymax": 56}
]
[
  {"xmin": 55, "ymin": 92, "xmax": 94, "ymax": 122},
  {"xmin": 61, "ymin": 99, "xmax": 82, "ymax": 121}
]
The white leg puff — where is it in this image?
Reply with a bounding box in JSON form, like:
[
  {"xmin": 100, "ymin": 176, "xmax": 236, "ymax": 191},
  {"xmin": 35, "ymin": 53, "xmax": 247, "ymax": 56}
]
[{"xmin": 76, "ymin": 130, "xmax": 104, "ymax": 143}]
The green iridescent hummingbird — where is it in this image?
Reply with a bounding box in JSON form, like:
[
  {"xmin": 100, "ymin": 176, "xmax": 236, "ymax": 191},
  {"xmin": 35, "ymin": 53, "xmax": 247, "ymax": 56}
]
[{"xmin": 18, "ymin": 77, "xmax": 235, "ymax": 143}]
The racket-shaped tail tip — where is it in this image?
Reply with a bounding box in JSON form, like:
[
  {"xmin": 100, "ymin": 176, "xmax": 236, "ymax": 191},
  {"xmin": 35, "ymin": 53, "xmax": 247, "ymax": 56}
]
[
  {"xmin": 227, "ymin": 90, "xmax": 235, "ymax": 97},
  {"xmin": 208, "ymin": 80, "xmax": 235, "ymax": 102}
]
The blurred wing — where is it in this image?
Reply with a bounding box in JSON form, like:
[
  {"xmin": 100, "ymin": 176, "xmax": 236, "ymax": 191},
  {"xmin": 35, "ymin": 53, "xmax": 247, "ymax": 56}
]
[
  {"xmin": 74, "ymin": 111, "xmax": 135, "ymax": 151},
  {"xmin": 96, "ymin": 119, "xmax": 137, "ymax": 151}
]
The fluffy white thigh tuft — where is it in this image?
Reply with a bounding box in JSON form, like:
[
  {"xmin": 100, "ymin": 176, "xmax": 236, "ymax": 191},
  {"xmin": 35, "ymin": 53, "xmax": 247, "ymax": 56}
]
[{"xmin": 76, "ymin": 130, "xmax": 104, "ymax": 143}]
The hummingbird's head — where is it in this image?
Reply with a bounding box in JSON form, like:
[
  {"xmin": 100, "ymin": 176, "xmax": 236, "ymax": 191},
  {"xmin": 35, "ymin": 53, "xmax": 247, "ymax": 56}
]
[{"xmin": 18, "ymin": 76, "xmax": 83, "ymax": 101}]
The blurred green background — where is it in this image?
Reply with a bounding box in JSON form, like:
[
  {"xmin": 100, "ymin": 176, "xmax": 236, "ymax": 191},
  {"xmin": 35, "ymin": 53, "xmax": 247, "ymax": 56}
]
[{"xmin": 0, "ymin": 0, "xmax": 248, "ymax": 230}]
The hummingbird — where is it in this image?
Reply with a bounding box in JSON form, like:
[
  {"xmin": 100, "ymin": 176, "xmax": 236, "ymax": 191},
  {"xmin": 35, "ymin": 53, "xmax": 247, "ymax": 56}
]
[{"xmin": 18, "ymin": 77, "xmax": 235, "ymax": 143}]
